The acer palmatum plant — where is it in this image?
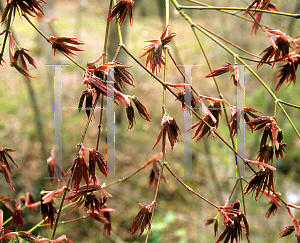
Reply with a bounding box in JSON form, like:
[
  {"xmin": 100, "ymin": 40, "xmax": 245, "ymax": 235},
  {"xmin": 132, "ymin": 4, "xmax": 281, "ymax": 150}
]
[
  {"xmin": 130, "ymin": 201, "xmax": 155, "ymax": 238},
  {"xmin": 152, "ymin": 113, "xmax": 181, "ymax": 152},
  {"xmin": 140, "ymin": 25, "xmax": 177, "ymax": 74}
]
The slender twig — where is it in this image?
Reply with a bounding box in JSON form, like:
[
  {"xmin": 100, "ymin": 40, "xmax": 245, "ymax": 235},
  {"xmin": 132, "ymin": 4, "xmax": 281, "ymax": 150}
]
[
  {"xmin": 238, "ymin": 59, "xmax": 300, "ymax": 138},
  {"xmin": 170, "ymin": 0, "xmax": 300, "ymax": 138},
  {"xmin": 185, "ymin": 0, "xmax": 268, "ymax": 27},
  {"xmin": 122, "ymin": 45, "xmax": 294, "ymax": 211},
  {"xmin": 96, "ymin": 95, "xmax": 104, "ymax": 151},
  {"xmin": 228, "ymin": 179, "xmax": 239, "ymax": 202},
  {"xmin": 51, "ymin": 180, "xmax": 71, "ymax": 238},
  {"xmin": 23, "ymin": 14, "xmax": 47, "ymax": 39},
  {"xmin": 239, "ymin": 55, "xmax": 271, "ymax": 65},
  {"xmin": 194, "ymin": 22, "xmax": 261, "ymax": 59},
  {"xmin": 23, "ymin": 11, "xmax": 98, "ymax": 240},
  {"xmin": 248, "ymin": 11, "xmax": 263, "ymax": 30},
  {"xmin": 144, "ymin": 162, "xmax": 165, "ymax": 243},
  {"xmin": 40, "ymin": 215, "xmax": 89, "ymax": 227},
  {"xmin": 51, "ymin": 87, "xmax": 101, "ymax": 239},
  {"xmin": 103, "ymin": 0, "xmax": 113, "ymax": 62},
  {"xmin": 145, "ymin": 3, "xmax": 170, "ymax": 242},
  {"xmin": 162, "ymin": 0, "xmax": 169, "ymax": 111},
  {"xmin": 120, "ymin": 44, "xmax": 255, "ymax": 168},
  {"xmin": 28, "ymin": 201, "xmax": 78, "ymax": 233},
  {"xmin": 242, "ymin": 178, "xmax": 289, "ymax": 207},
  {"xmin": 103, "ymin": 163, "xmax": 149, "ymax": 188},
  {"xmin": 95, "ymin": 44, "xmax": 121, "ymax": 151},
  {"xmin": 2, "ymin": 216, "xmax": 12, "ymax": 227},
  {"xmin": 170, "ymin": 0, "xmax": 296, "ymax": 216},
  {"xmin": 191, "ymin": 27, "xmax": 232, "ymax": 142},
  {"xmin": 178, "ymin": 6, "xmax": 300, "ymax": 18},
  {"xmin": 121, "ymin": 45, "xmax": 181, "ymax": 98},
  {"xmin": 279, "ymin": 100, "xmax": 300, "ymax": 109},
  {"xmin": 112, "ymin": 0, "xmax": 123, "ymax": 45},
  {"xmin": 164, "ymin": 162, "xmax": 219, "ymax": 209},
  {"xmin": 230, "ymin": 180, "xmax": 249, "ymax": 243},
  {"xmin": 191, "ymin": 27, "xmax": 248, "ymax": 221},
  {"xmin": 96, "ymin": 0, "xmax": 113, "ymax": 151},
  {"xmin": 0, "ymin": 8, "xmax": 12, "ymax": 65},
  {"xmin": 162, "ymin": 47, "xmax": 167, "ymax": 110},
  {"xmin": 80, "ymin": 95, "xmax": 101, "ymax": 144}
]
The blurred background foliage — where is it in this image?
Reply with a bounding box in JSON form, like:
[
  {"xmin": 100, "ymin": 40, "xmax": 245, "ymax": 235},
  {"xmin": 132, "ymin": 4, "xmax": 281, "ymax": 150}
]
[{"xmin": 0, "ymin": 0, "xmax": 300, "ymax": 242}]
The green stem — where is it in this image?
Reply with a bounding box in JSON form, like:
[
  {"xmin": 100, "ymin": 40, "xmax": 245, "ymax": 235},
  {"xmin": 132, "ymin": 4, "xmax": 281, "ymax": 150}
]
[
  {"xmin": 228, "ymin": 180, "xmax": 239, "ymax": 202},
  {"xmin": 191, "ymin": 29, "xmax": 248, "ymax": 216},
  {"xmin": 248, "ymin": 11, "xmax": 263, "ymax": 30},
  {"xmin": 170, "ymin": 3, "xmax": 292, "ymax": 235},
  {"xmin": 28, "ymin": 201, "xmax": 77, "ymax": 233},
  {"xmin": 162, "ymin": 0, "xmax": 169, "ymax": 109},
  {"xmin": 178, "ymin": 6, "xmax": 300, "ymax": 18},
  {"xmin": 165, "ymin": 0, "xmax": 169, "ymax": 26},
  {"xmin": 190, "ymin": 28, "xmax": 246, "ymax": 202},
  {"xmin": 40, "ymin": 215, "xmax": 89, "ymax": 227},
  {"xmin": 146, "ymin": 3, "xmax": 169, "ymax": 242},
  {"xmin": 194, "ymin": 21, "xmax": 261, "ymax": 59},
  {"xmin": 163, "ymin": 50, "xmax": 168, "ymax": 110},
  {"xmin": 28, "ymin": 219, "xmax": 47, "ymax": 233},
  {"xmin": 2, "ymin": 215, "xmax": 12, "ymax": 227},
  {"xmin": 191, "ymin": 27, "xmax": 235, "ymax": 149},
  {"xmin": 113, "ymin": 0, "xmax": 123, "ymax": 45},
  {"xmin": 199, "ymin": 57, "xmax": 249, "ymax": 224},
  {"xmin": 117, "ymin": 25, "xmax": 123, "ymax": 45},
  {"xmin": 59, "ymin": 51, "xmax": 86, "ymax": 71},
  {"xmin": 186, "ymin": 0, "xmax": 268, "ymax": 26},
  {"xmin": 145, "ymin": 162, "xmax": 166, "ymax": 243},
  {"xmin": 167, "ymin": 49, "xmax": 200, "ymax": 97},
  {"xmin": 170, "ymin": 0, "xmax": 300, "ymax": 138},
  {"xmin": 237, "ymin": 58, "xmax": 300, "ymax": 138}
]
